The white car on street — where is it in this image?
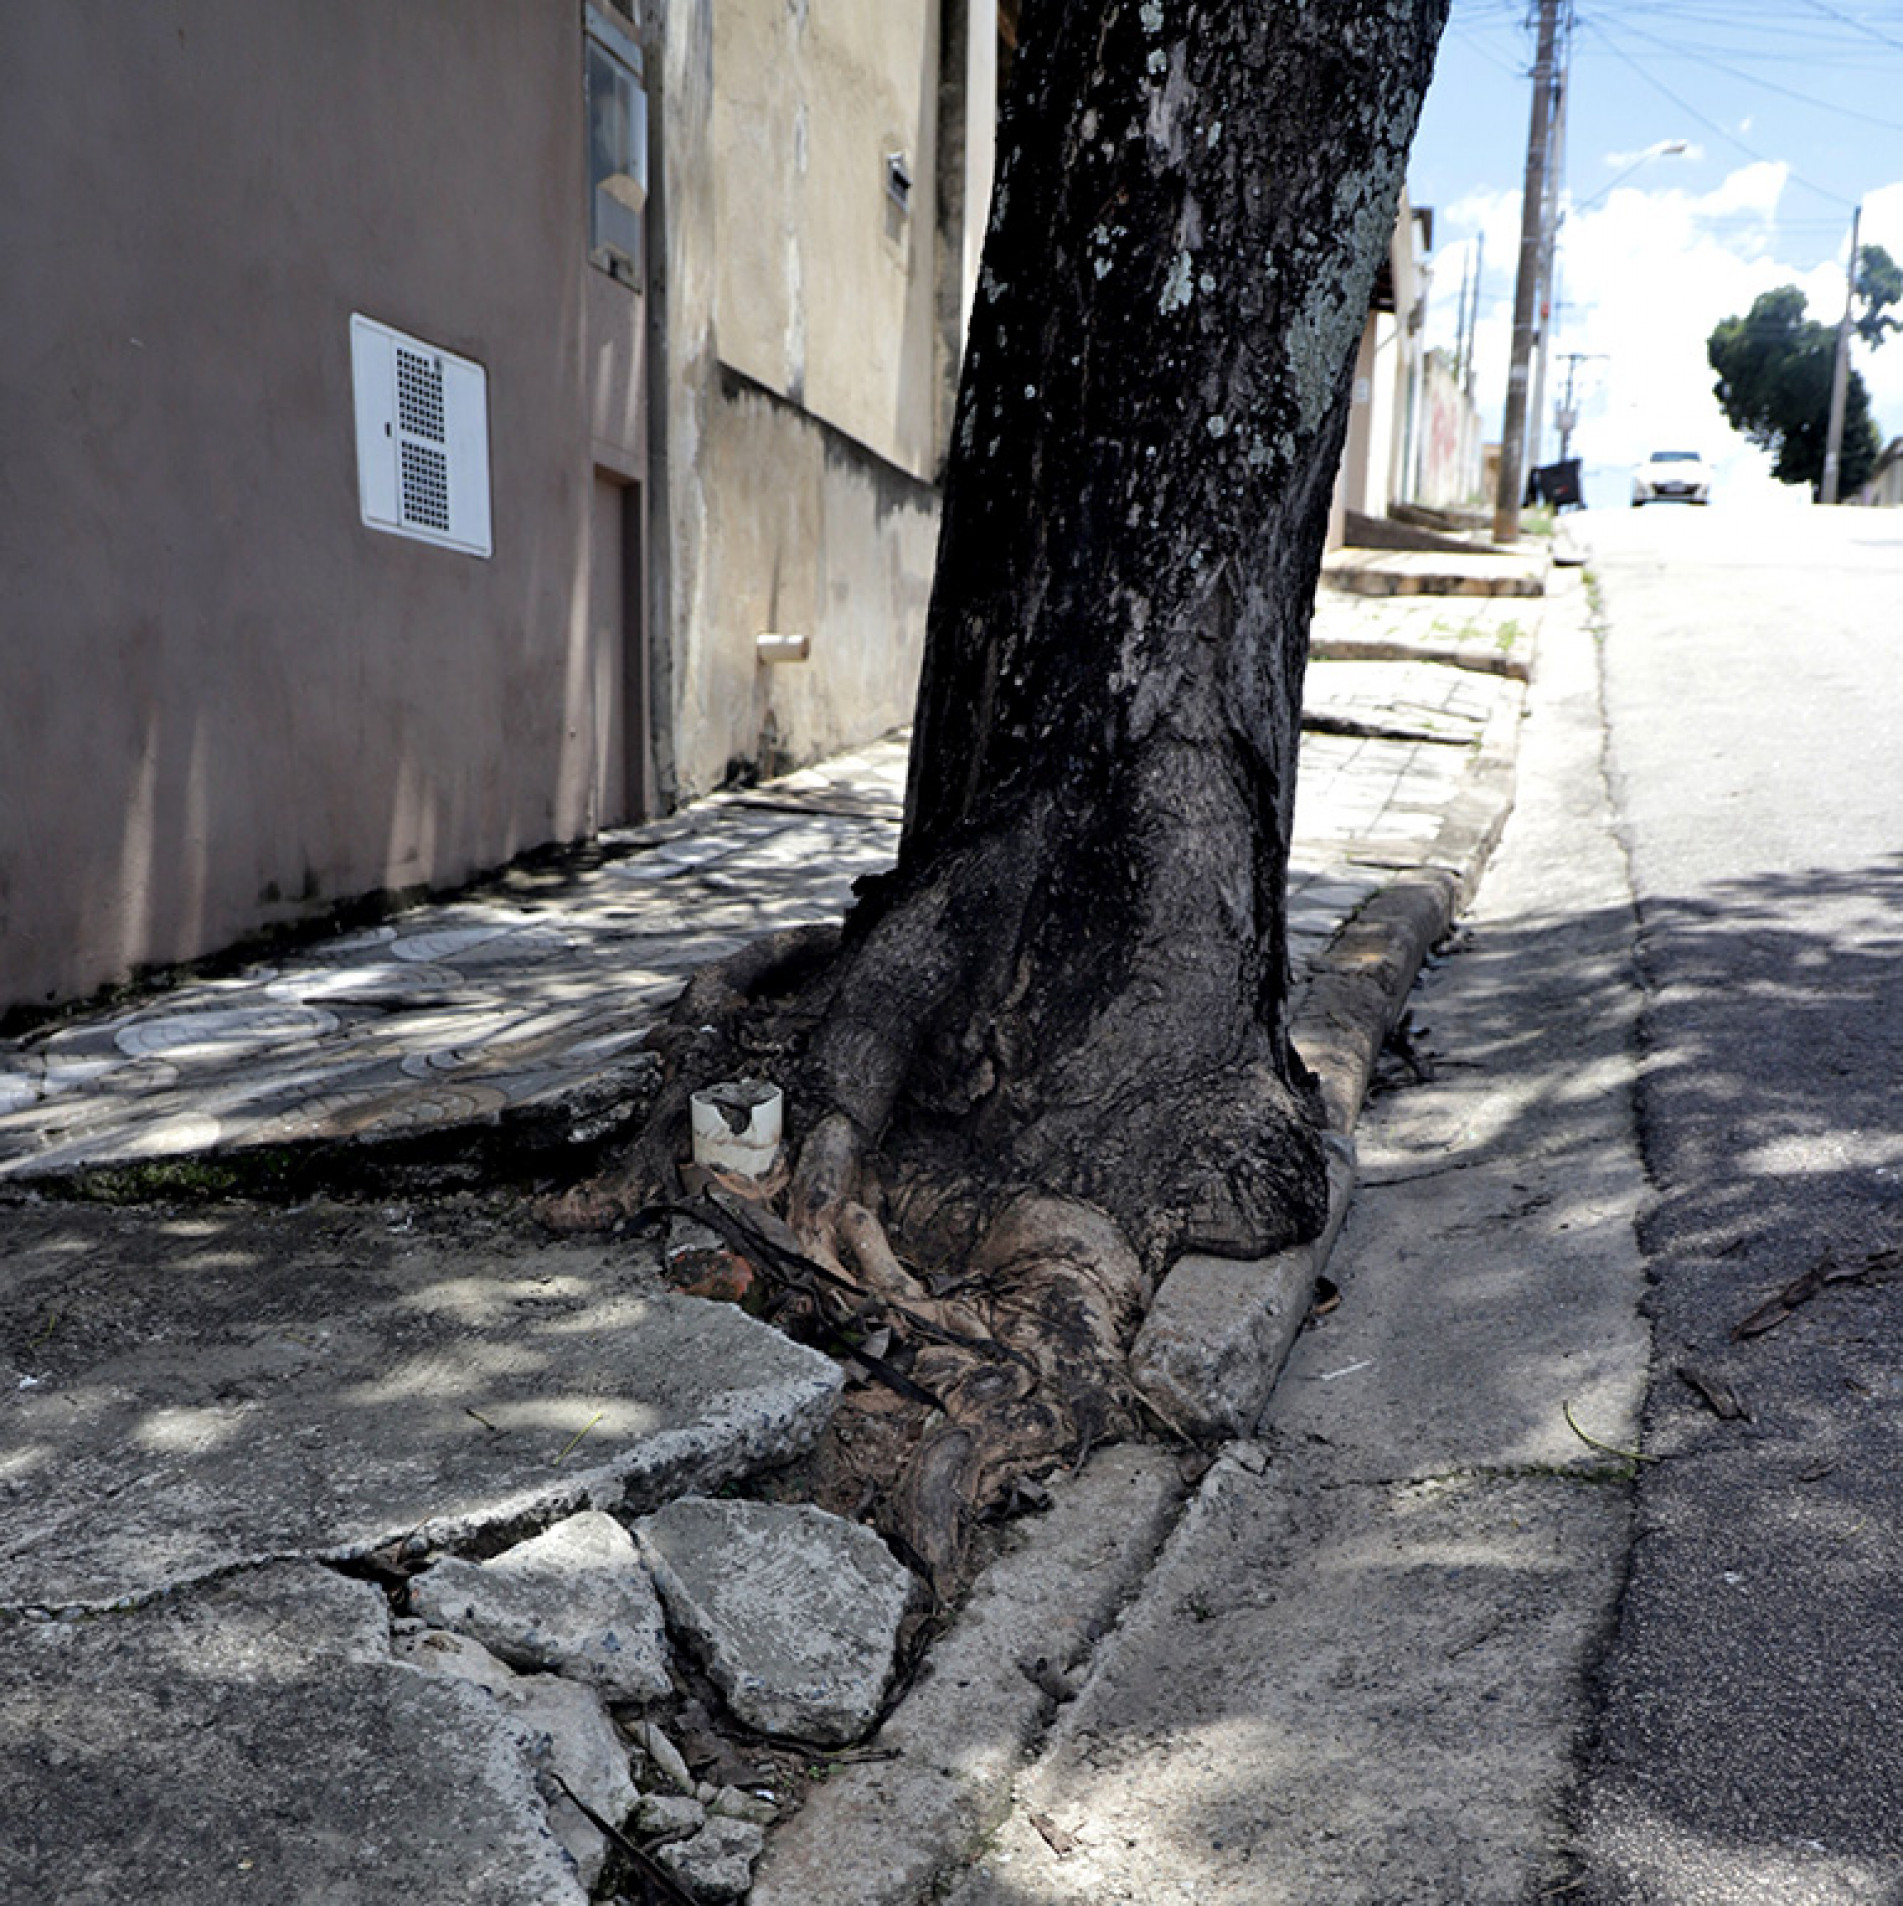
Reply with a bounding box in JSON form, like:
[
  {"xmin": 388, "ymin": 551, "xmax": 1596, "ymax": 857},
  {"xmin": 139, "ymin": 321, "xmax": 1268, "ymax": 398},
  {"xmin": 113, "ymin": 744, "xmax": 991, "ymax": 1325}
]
[{"xmin": 1632, "ymin": 450, "xmax": 1712, "ymax": 507}]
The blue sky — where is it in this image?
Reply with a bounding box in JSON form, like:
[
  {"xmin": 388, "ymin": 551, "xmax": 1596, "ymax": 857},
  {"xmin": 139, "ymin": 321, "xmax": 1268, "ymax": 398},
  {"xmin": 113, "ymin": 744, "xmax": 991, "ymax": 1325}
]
[{"xmin": 1407, "ymin": 0, "xmax": 1903, "ymax": 503}]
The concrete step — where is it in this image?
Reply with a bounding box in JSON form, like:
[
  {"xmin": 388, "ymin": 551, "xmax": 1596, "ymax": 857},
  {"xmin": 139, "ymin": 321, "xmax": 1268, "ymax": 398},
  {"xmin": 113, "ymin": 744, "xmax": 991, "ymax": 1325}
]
[{"xmin": 1322, "ymin": 544, "xmax": 1550, "ymax": 598}]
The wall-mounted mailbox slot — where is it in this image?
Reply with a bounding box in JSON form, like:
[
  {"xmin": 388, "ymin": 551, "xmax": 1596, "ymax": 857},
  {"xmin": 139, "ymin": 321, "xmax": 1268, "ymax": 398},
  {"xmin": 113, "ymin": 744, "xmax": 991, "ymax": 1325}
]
[{"xmin": 885, "ymin": 151, "xmax": 913, "ymax": 214}]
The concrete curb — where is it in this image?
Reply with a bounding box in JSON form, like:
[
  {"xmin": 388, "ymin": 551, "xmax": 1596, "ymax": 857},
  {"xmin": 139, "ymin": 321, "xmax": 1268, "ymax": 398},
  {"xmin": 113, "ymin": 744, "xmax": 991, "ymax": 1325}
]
[
  {"xmin": 1127, "ymin": 1138, "xmax": 1358, "ymax": 1441},
  {"xmin": 761, "ymin": 595, "xmax": 1537, "ymax": 1902}
]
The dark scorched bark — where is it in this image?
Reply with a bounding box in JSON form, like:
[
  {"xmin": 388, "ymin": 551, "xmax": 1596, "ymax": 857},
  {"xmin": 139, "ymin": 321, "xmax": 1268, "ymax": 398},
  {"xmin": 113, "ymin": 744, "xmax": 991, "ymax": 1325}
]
[{"xmin": 567, "ymin": 0, "xmax": 1450, "ymax": 1595}]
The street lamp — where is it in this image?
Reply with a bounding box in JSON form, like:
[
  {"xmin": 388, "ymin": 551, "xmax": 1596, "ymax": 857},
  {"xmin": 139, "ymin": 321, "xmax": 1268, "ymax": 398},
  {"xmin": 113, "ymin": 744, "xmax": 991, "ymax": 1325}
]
[{"xmin": 1572, "ymin": 139, "xmax": 1689, "ymax": 214}]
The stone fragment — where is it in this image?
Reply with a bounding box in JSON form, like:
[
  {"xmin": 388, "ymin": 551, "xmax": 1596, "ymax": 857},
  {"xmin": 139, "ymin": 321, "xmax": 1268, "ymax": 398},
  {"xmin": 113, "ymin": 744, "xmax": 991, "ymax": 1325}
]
[
  {"xmin": 408, "ymin": 1509, "xmax": 671, "ymax": 1701},
  {"xmin": 393, "ymin": 1626, "xmax": 637, "ymax": 1890},
  {"xmin": 655, "ymin": 1816, "xmax": 767, "ymax": 1904},
  {"xmin": 632, "ymin": 1718, "xmax": 696, "ymax": 1794},
  {"xmin": 632, "ymin": 1792, "xmax": 707, "ymax": 1842},
  {"xmin": 710, "ymin": 1783, "xmax": 781, "ymax": 1826},
  {"xmin": 636, "ymin": 1497, "xmax": 913, "ymax": 1745}
]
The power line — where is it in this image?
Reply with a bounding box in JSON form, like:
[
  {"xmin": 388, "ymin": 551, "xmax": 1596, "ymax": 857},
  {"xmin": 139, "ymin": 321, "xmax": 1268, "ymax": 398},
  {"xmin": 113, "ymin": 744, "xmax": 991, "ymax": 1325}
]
[
  {"xmin": 1574, "ymin": 16, "xmax": 1860, "ymax": 211},
  {"xmin": 1586, "ymin": 16, "xmax": 1903, "ymax": 131},
  {"xmin": 1798, "ymin": 0, "xmax": 1903, "ymax": 57}
]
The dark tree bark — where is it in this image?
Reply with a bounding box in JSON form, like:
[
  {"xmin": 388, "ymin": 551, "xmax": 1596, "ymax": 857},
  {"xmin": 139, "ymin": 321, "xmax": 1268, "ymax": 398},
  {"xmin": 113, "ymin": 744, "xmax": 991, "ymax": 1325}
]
[
  {"xmin": 805, "ymin": 0, "xmax": 1449, "ymax": 1269},
  {"xmin": 569, "ymin": 0, "xmax": 1449, "ymax": 1589}
]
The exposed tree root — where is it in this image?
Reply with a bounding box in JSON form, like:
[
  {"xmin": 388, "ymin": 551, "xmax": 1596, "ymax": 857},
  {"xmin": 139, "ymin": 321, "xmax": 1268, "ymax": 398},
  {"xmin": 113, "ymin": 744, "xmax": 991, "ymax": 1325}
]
[
  {"xmin": 552, "ymin": 786, "xmax": 1327, "ymax": 1599},
  {"xmin": 680, "ymin": 1173, "xmax": 1155, "ymax": 1600},
  {"xmin": 537, "ymin": 926, "xmax": 840, "ymax": 1233}
]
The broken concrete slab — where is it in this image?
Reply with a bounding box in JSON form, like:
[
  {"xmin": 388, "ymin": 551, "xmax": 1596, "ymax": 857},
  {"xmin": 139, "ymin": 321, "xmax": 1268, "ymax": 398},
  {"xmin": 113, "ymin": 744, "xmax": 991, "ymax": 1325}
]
[
  {"xmin": 0, "ymin": 1203, "xmax": 842, "ymax": 1611},
  {"xmin": 1, "ymin": 1561, "xmax": 590, "ymax": 1905},
  {"xmin": 407, "ymin": 1509, "xmax": 671, "ymax": 1702},
  {"xmin": 1322, "ymin": 544, "xmax": 1549, "ymax": 599},
  {"xmin": 393, "ymin": 1622, "xmax": 638, "ymax": 1889},
  {"xmin": 636, "ymin": 1496, "xmax": 914, "ymax": 1746},
  {"xmin": 748, "ymin": 1445, "xmax": 1189, "ymax": 1906}
]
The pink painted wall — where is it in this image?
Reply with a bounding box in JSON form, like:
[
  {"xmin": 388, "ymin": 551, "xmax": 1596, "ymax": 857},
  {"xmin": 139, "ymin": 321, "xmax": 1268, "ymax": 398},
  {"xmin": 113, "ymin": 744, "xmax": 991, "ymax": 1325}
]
[{"xmin": 0, "ymin": 4, "xmax": 606, "ymax": 1017}]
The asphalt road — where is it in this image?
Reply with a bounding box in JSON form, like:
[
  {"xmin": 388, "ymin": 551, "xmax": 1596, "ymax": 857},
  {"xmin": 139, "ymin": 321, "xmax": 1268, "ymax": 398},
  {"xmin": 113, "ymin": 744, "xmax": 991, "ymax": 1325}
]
[{"xmin": 1571, "ymin": 500, "xmax": 1903, "ymax": 1903}]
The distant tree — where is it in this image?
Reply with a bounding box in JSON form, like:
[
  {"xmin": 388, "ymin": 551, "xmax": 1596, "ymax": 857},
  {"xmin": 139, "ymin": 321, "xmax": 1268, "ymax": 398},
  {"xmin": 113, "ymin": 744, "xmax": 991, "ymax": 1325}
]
[
  {"xmin": 1855, "ymin": 242, "xmax": 1903, "ymax": 349},
  {"xmin": 1707, "ymin": 280, "xmax": 1882, "ymax": 498}
]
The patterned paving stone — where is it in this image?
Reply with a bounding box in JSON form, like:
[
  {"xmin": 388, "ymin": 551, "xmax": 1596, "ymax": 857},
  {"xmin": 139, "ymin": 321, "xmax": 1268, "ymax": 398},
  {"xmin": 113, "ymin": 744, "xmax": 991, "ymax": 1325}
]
[{"xmin": 0, "ymin": 634, "xmax": 1522, "ymax": 1181}]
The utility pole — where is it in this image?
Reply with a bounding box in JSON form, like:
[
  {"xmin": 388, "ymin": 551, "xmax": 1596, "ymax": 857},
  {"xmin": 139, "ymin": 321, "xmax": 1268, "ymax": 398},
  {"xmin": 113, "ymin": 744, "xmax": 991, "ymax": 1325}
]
[
  {"xmin": 1554, "ymin": 351, "xmax": 1603, "ymax": 462},
  {"xmin": 1461, "ymin": 232, "xmax": 1485, "ymax": 395},
  {"xmin": 1493, "ymin": 0, "xmax": 1562, "ymax": 544},
  {"xmin": 1453, "ymin": 243, "xmax": 1474, "ymax": 388},
  {"xmin": 1524, "ymin": 34, "xmax": 1569, "ymax": 480},
  {"xmin": 1821, "ymin": 202, "xmax": 1862, "ymax": 507}
]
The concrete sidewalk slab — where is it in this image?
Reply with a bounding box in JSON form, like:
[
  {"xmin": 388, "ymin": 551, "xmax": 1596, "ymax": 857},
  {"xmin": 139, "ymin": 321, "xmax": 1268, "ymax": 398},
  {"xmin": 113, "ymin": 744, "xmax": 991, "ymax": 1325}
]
[
  {"xmin": 1310, "ymin": 589, "xmax": 1539, "ymax": 680},
  {"xmin": 2, "ymin": 1561, "xmax": 594, "ymax": 1906},
  {"xmin": 0, "ymin": 1201, "xmax": 840, "ymax": 1611},
  {"xmin": 0, "ymin": 738, "xmax": 910, "ymax": 1187}
]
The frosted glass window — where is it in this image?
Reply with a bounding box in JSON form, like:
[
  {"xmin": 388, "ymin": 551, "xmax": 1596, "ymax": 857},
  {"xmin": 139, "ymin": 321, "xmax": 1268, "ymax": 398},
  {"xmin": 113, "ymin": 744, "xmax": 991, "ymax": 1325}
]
[{"xmin": 587, "ymin": 8, "xmax": 647, "ymax": 286}]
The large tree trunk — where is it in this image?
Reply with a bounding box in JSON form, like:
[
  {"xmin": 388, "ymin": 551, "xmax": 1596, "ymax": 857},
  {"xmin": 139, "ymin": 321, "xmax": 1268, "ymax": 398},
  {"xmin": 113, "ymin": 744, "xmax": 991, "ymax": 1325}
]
[
  {"xmin": 572, "ymin": 0, "xmax": 1449, "ymax": 1591},
  {"xmin": 807, "ymin": 0, "xmax": 1448, "ymax": 1270}
]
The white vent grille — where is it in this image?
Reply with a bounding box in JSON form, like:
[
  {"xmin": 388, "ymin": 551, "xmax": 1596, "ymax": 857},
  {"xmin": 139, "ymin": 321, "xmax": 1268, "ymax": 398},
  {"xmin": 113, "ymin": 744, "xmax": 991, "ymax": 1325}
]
[
  {"xmin": 351, "ymin": 315, "xmax": 492, "ymax": 557},
  {"xmin": 396, "ymin": 347, "xmax": 447, "ymax": 441},
  {"xmin": 399, "ymin": 440, "xmax": 452, "ymax": 532}
]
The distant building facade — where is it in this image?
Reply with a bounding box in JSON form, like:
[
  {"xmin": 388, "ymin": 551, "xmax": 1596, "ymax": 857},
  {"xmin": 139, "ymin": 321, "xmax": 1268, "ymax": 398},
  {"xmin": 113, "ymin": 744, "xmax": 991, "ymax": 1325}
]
[
  {"xmin": 0, "ymin": 1, "xmax": 1002, "ymax": 1019},
  {"xmin": 1860, "ymin": 437, "xmax": 1903, "ymax": 508},
  {"xmin": 1330, "ymin": 198, "xmax": 1486, "ymax": 542}
]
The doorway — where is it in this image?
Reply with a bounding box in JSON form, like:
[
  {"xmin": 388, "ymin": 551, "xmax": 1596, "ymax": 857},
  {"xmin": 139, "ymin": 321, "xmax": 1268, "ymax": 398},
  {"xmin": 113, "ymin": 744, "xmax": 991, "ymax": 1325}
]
[{"xmin": 589, "ymin": 471, "xmax": 654, "ymax": 824}]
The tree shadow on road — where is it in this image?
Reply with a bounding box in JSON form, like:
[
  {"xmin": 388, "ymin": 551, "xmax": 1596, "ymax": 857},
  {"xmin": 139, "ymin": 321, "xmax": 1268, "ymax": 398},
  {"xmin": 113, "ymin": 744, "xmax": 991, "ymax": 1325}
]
[{"xmin": 1400, "ymin": 850, "xmax": 1903, "ymax": 1899}]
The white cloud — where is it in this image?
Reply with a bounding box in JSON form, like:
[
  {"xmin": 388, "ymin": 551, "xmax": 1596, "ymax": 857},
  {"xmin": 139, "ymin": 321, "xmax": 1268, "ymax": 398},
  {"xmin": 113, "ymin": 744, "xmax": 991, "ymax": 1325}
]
[
  {"xmin": 1696, "ymin": 160, "xmax": 1787, "ymax": 220},
  {"xmin": 1424, "ymin": 162, "xmax": 1903, "ymax": 506}
]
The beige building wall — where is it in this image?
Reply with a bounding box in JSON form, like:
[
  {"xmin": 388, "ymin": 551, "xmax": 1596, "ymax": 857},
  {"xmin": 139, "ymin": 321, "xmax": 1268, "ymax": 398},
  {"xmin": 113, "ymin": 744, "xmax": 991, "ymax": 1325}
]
[
  {"xmin": 1862, "ymin": 439, "xmax": 1903, "ymax": 508},
  {"xmin": 654, "ymin": 0, "xmax": 993, "ymax": 798},
  {"xmin": 1330, "ymin": 197, "xmax": 1428, "ymax": 543},
  {"xmin": 1, "ymin": 0, "xmax": 997, "ymax": 1016}
]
